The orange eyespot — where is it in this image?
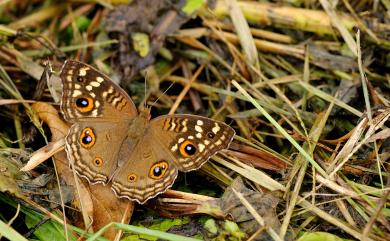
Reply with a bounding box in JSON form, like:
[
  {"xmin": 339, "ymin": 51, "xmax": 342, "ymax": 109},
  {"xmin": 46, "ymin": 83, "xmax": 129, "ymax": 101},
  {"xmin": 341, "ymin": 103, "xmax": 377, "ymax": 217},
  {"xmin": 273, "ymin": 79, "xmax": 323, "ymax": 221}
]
[
  {"xmin": 79, "ymin": 127, "xmax": 96, "ymax": 148},
  {"xmin": 127, "ymin": 173, "xmax": 137, "ymax": 182},
  {"xmin": 179, "ymin": 140, "xmax": 197, "ymax": 158},
  {"xmin": 93, "ymin": 157, "xmax": 103, "ymax": 167},
  {"xmin": 74, "ymin": 96, "xmax": 94, "ymax": 113},
  {"xmin": 149, "ymin": 161, "xmax": 169, "ymax": 179}
]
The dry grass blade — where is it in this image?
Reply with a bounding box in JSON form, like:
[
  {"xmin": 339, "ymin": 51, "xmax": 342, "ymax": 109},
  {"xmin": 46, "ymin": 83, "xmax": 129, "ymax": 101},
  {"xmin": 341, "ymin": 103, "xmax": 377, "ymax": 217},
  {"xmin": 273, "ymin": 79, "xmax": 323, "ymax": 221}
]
[
  {"xmin": 299, "ymin": 81, "xmax": 363, "ymax": 117},
  {"xmin": 1, "ymin": 1, "xmax": 389, "ymax": 240},
  {"xmin": 209, "ymin": 1, "xmax": 387, "ymax": 37},
  {"xmin": 280, "ymin": 103, "xmax": 334, "ymax": 238},
  {"xmin": 203, "ymin": 20, "xmax": 293, "ymax": 44},
  {"xmin": 213, "ymin": 156, "xmax": 285, "ymax": 191},
  {"xmin": 362, "ymin": 177, "xmax": 390, "ymax": 239},
  {"xmin": 226, "ymin": 0, "xmax": 260, "ymax": 80},
  {"xmin": 20, "ymin": 139, "xmax": 65, "ymax": 172},
  {"xmin": 9, "ymin": 3, "xmax": 67, "ymax": 30},
  {"xmin": 297, "ymin": 196, "xmax": 376, "ymax": 241},
  {"xmin": 231, "ymin": 188, "xmax": 282, "ymax": 241},
  {"xmin": 232, "ymin": 80, "xmax": 327, "ymax": 177},
  {"xmin": 0, "ymin": 99, "xmax": 36, "ymax": 105},
  {"xmin": 319, "ymin": 0, "xmax": 357, "ymax": 56},
  {"xmin": 168, "ymin": 64, "xmax": 205, "ymax": 114},
  {"xmin": 329, "ymin": 109, "xmax": 390, "ymax": 178}
]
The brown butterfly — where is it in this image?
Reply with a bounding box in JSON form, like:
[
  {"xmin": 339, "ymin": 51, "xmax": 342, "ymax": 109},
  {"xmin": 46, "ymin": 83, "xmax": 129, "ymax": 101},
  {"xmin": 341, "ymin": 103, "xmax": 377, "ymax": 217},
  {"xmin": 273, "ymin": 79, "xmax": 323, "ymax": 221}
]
[{"xmin": 60, "ymin": 60, "xmax": 235, "ymax": 204}]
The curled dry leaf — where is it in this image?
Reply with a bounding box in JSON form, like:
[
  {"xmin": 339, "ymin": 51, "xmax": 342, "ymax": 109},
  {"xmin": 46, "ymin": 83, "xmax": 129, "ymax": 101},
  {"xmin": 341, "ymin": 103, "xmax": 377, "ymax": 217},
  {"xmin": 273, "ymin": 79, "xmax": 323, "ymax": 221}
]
[
  {"xmin": 228, "ymin": 143, "xmax": 289, "ymax": 172},
  {"xmin": 30, "ymin": 102, "xmax": 94, "ymax": 220},
  {"xmin": 30, "ymin": 102, "xmax": 133, "ymax": 239},
  {"xmin": 89, "ymin": 185, "xmax": 134, "ymax": 239},
  {"xmin": 21, "ymin": 139, "xmax": 65, "ymax": 172},
  {"xmin": 31, "ymin": 102, "xmax": 69, "ymax": 140}
]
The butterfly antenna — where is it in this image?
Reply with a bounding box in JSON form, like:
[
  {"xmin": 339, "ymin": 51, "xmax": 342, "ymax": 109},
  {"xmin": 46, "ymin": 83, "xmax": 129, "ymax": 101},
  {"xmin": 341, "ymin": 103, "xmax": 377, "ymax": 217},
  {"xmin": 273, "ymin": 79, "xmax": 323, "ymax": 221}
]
[
  {"xmin": 143, "ymin": 68, "xmax": 149, "ymax": 110},
  {"xmin": 145, "ymin": 76, "xmax": 148, "ymax": 109},
  {"xmin": 151, "ymin": 81, "xmax": 175, "ymax": 107}
]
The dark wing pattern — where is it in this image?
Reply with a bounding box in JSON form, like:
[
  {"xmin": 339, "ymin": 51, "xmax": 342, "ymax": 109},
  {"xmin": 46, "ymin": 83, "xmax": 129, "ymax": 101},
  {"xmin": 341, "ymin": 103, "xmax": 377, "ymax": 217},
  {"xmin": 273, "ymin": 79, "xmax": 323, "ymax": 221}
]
[
  {"xmin": 151, "ymin": 114, "xmax": 235, "ymax": 171},
  {"xmin": 60, "ymin": 60, "xmax": 137, "ymax": 122}
]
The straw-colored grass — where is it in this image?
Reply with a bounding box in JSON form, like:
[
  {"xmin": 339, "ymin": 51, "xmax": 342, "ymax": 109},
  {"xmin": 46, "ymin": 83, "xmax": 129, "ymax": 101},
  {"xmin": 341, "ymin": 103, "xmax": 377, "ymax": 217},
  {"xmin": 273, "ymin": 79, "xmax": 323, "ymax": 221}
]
[{"xmin": 0, "ymin": 1, "xmax": 389, "ymax": 240}]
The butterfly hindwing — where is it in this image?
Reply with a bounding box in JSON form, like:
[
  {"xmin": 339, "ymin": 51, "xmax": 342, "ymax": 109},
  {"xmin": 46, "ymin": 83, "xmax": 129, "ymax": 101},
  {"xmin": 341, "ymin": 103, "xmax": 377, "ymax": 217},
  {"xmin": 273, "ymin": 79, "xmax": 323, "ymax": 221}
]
[
  {"xmin": 111, "ymin": 131, "xmax": 178, "ymax": 204},
  {"xmin": 65, "ymin": 122, "xmax": 130, "ymax": 184}
]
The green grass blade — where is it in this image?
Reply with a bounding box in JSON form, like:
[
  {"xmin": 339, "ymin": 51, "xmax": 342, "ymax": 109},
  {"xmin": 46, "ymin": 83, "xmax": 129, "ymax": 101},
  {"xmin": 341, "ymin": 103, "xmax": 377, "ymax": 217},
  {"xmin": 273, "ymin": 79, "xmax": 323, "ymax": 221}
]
[
  {"xmin": 86, "ymin": 222, "xmax": 201, "ymax": 241},
  {"xmin": 0, "ymin": 219, "xmax": 29, "ymax": 241}
]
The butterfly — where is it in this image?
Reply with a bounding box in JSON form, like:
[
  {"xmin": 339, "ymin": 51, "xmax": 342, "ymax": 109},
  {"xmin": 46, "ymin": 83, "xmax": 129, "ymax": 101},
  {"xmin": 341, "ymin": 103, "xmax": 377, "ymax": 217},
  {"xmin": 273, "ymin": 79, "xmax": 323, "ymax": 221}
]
[{"xmin": 60, "ymin": 60, "xmax": 235, "ymax": 204}]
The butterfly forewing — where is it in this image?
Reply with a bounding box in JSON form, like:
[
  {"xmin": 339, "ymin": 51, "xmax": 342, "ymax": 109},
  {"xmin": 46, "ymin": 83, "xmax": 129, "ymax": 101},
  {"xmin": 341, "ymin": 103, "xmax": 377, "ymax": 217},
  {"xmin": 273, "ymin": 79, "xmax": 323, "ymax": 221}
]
[
  {"xmin": 60, "ymin": 60, "xmax": 138, "ymax": 122},
  {"xmin": 150, "ymin": 115, "xmax": 235, "ymax": 172}
]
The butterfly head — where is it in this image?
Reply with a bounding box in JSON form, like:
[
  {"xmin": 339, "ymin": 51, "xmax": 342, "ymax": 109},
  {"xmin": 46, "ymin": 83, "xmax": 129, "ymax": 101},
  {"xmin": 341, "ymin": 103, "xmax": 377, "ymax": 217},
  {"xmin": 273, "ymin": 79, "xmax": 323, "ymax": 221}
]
[
  {"xmin": 127, "ymin": 107, "xmax": 151, "ymax": 139},
  {"xmin": 138, "ymin": 106, "xmax": 152, "ymax": 121}
]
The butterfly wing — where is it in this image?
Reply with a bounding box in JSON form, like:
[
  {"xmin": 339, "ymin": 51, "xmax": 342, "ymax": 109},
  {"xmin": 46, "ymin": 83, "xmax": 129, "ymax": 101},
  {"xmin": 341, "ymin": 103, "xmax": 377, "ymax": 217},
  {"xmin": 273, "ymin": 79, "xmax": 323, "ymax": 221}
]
[
  {"xmin": 60, "ymin": 60, "xmax": 235, "ymax": 202},
  {"xmin": 150, "ymin": 115, "xmax": 235, "ymax": 171},
  {"xmin": 60, "ymin": 60, "xmax": 138, "ymax": 122},
  {"xmin": 65, "ymin": 122, "xmax": 129, "ymax": 184},
  {"xmin": 111, "ymin": 114, "xmax": 234, "ymax": 204},
  {"xmin": 111, "ymin": 132, "xmax": 178, "ymax": 204},
  {"xmin": 60, "ymin": 60, "xmax": 137, "ymax": 184}
]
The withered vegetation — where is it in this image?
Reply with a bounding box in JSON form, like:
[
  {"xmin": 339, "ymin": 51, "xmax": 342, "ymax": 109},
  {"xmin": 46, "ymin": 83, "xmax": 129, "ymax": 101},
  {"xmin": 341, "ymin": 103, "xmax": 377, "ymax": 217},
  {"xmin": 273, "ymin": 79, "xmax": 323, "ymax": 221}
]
[{"xmin": 0, "ymin": 1, "xmax": 389, "ymax": 241}]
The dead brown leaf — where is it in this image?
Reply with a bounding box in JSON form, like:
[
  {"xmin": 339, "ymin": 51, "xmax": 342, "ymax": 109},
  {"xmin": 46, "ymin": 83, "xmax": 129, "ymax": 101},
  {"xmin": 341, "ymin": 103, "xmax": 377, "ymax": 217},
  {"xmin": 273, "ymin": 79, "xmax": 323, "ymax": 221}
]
[{"xmin": 30, "ymin": 102, "xmax": 134, "ymax": 240}]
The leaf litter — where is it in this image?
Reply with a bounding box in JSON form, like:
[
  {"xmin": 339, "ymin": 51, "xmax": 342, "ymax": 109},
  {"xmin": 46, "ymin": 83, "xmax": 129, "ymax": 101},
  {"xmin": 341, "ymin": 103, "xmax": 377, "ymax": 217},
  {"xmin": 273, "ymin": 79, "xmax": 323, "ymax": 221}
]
[{"xmin": 0, "ymin": 0, "xmax": 389, "ymax": 240}]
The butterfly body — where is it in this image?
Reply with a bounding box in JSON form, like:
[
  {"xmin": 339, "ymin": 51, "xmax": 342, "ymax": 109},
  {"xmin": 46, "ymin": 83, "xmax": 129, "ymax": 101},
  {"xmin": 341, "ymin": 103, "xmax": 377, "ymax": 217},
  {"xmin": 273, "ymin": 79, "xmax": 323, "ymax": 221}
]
[
  {"xmin": 60, "ymin": 60, "xmax": 235, "ymax": 203},
  {"xmin": 126, "ymin": 109, "xmax": 151, "ymax": 139}
]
